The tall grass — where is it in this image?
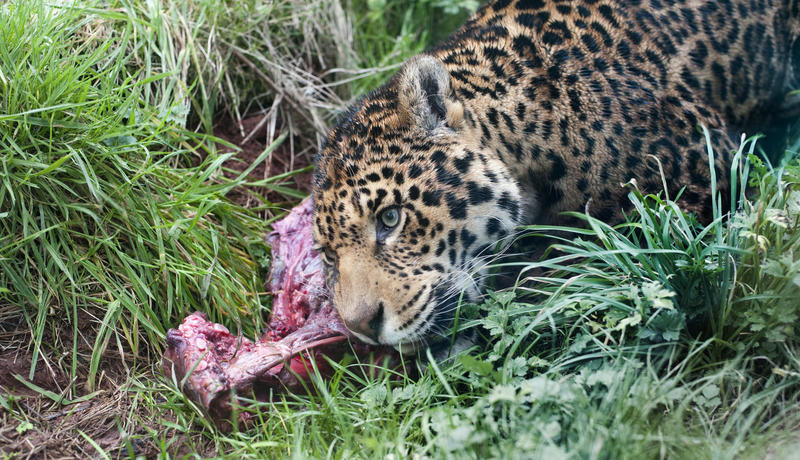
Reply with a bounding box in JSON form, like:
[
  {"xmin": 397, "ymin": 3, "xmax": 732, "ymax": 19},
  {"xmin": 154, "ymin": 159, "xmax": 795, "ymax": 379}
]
[
  {"xmin": 347, "ymin": 0, "xmax": 477, "ymax": 94},
  {"xmin": 0, "ymin": 1, "xmax": 292, "ymax": 392}
]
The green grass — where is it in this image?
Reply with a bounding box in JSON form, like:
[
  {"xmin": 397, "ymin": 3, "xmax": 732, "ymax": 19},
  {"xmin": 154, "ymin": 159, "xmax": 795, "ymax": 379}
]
[
  {"xmin": 1, "ymin": 0, "xmax": 799, "ymax": 458},
  {"xmin": 347, "ymin": 0, "xmax": 477, "ymax": 94},
  {"xmin": 0, "ymin": 0, "xmax": 292, "ymax": 391}
]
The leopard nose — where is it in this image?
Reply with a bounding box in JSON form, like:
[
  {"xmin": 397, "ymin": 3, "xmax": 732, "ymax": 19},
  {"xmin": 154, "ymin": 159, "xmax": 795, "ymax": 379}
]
[{"xmin": 343, "ymin": 303, "xmax": 384, "ymax": 343}]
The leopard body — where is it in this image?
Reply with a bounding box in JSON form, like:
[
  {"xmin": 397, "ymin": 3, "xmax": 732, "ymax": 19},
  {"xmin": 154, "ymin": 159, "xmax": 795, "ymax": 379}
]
[{"xmin": 312, "ymin": 0, "xmax": 800, "ymax": 348}]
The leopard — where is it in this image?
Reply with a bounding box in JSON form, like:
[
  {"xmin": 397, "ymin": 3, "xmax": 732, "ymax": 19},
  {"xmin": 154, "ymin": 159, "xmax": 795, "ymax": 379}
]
[{"xmin": 311, "ymin": 0, "xmax": 800, "ymax": 352}]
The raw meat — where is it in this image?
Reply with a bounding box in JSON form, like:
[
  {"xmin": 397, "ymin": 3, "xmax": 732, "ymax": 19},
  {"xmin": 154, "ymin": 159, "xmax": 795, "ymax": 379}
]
[{"xmin": 162, "ymin": 198, "xmax": 398, "ymax": 427}]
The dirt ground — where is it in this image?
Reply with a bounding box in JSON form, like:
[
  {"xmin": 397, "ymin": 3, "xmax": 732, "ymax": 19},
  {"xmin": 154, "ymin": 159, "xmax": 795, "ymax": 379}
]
[
  {"xmin": 214, "ymin": 114, "xmax": 314, "ymax": 212},
  {"xmin": 1, "ymin": 350, "xmax": 137, "ymax": 457},
  {"xmin": 0, "ymin": 296, "xmax": 196, "ymax": 458},
  {"xmin": 0, "ymin": 116, "xmax": 314, "ymax": 458}
]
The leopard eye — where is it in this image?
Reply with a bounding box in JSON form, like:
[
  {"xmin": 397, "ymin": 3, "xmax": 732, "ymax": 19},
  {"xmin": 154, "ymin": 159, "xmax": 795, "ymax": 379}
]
[
  {"xmin": 376, "ymin": 207, "xmax": 402, "ymax": 243},
  {"xmin": 316, "ymin": 245, "xmax": 336, "ymax": 265},
  {"xmin": 325, "ymin": 248, "xmax": 337, "ymax": 263},
  {"xmin": 379, "ymin": 207, "xmax": 400, "ymax": 228}
]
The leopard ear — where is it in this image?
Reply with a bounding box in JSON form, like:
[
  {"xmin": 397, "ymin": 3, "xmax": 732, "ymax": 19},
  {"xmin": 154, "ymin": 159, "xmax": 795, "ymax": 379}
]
[{"xmin": 397, "ymin": 55, "xmax": 463, "ymax": 133}]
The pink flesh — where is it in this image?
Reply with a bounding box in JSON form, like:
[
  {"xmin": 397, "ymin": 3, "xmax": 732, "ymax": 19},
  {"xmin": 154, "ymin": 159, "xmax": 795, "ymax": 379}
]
[{"xmin": 162, "ymin": 199, "xmax": 398, "ymax": 427}]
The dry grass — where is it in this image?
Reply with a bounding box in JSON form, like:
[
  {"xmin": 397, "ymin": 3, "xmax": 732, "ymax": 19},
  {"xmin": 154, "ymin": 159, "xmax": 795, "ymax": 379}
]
[{"xmin": 158, "ymin": 0, "xmax": 411, "ymax": 165}]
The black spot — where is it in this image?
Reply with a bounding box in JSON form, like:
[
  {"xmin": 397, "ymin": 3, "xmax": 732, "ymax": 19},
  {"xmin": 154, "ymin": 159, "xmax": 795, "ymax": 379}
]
[
  {"xmin": 548, "ymin": 151, "xmax": 567, "ymax": 180},
  {"xmin": 594, "ymin": 57, "xmax": 608, "ymax": 73},
  {"xmin": 483, "ymin": 46, "xmax": 510, "ymax": 60},
  {"xmin": 711, "ymin": 61, "xmax": 727, "ymax": 100},
  {"xmin": 516, "ymin": 0, "xmax": 545, "ymax": 9},
  {"xmin": 497, "ymin": 191, "xmax": 520, "ymax": 220},
  {"xmin": 617, "ymin": 40, "xmax": 631, "ymax": 59},
  {"xmin": 515, "ymin": 13, "xmax": 536, "ymax": 29},
  {"xmin": 625, "ymin": 155, "xmax": 642, "ymax": 169},
  {"xmin": 453, "ymin": 150, "xmax": 475, "ymax": 173},
  {"xmin": 486, "ymin": 218, "xmax": 501, "ymax": 236},
  {"xmin": 431, "ymin": 150, "xmax": 447, "ymax": 163},
  {"xmin": 480, "ymin": 122, "xmax": 493, "ymax": 141},
  {"xmin": 542, "ymin": 31, "xmax": 564, "ymax": 46},
  {"xmin": 541, "ymin": 120, "xmax": 553, "ymax": 140},
  {"xmin": 320, "ymin": 176, "xmax": 332, "ymax": 190},
  {"xmin": 445, "ymin": 193, "xmax": 468, "ymax": 219},
  {"xmin": 422, "ymin": 190, "xmax": 442, "ymax": 206},
  {"xmin": 581, "ymin": 34, "xmax": 600, "ymax": 52},
  {"xmin": 513, "ymin": 35, "xmax": 537, "ymax": 57},
  {"xmin": 626, "ymin": 29, "xmax": 642, "ymax": 45},
  {"xmin": 460, "ymin": 228, "xmax": 477, "ymax": 250},
  {"xmin": 492, "ymin": 0, "xmax": 512, "ymax": 10},
  {"xmin": 467, "ymin": 181, "xmax": 494, "ymax": 205},
  {"xmin": 516, "ymin": 102, "xmax": 526, "ymax": 120},
  {"xmin": 547, "ymin": 64, "xmax": 561, "ymax": 80},
  {"xmin": 372, "ymin": 188, "xmax": 387, "ymax": 210},
  {"xmin": 486, "ymin": 108, "xmax": 499, "ymax": 127},
  {"xmin": 435, "ymin": 240, "xmax": 446, "ymax": 256},
  {"xmin": 689, "ymin": 40, "xmax": 708, "ymax": 67},
  {"xmin": 548, "ymin": 20, "xmax": 572, "ymax": 43},
  {"xmin": 409, "ymin": 165, "xmax": 423, "ymax": 178},
  {"xmin": 409, "ymin": 185, "xmax": 420, "ymax": 200},
  {"xmin": 568, "ymin": 89, "xmax": 582, "ymax": 114},
  {"xmin": 501, "ymin": 111, "xmax": 516, "ymax": 132},
  {"xmin": 681, "ymin": 67, "xmax": 701, "ymax": 89},
  {"xmin": 436, "ymin": 164, "xmax": 462, "ymax": 187},
  {"xmin": 597, "ymin": 4, "xmax": 619, "ymax": 27}
]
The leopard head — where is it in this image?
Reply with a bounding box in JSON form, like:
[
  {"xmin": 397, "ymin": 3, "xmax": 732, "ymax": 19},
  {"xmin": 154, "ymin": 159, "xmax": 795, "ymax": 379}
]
[{"xmin": 312, "ymin": 56, "xmax": 522, "ymax": 350}]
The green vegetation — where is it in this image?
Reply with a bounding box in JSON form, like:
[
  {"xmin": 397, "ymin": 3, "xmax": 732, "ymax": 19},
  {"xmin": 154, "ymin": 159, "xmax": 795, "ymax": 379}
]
[{"xmin": 1, "ymin": 0, "xmax": 798, "ymax": 458}]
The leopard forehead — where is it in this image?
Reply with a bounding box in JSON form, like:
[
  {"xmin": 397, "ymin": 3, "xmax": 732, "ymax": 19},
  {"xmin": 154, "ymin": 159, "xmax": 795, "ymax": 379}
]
[
  {"xmin": 312, "ymin": 112, "xmax": 519, "ymax": 248},
  {"xmin": 312, "ymin": 81, "xmax": 519, "ymax": 245}
]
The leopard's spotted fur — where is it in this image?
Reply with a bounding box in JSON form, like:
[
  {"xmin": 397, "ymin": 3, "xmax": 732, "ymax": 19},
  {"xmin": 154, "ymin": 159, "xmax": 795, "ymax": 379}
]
[{"xmin": 312, "ymin": 0, "xmax": 800, "ymax": 348}]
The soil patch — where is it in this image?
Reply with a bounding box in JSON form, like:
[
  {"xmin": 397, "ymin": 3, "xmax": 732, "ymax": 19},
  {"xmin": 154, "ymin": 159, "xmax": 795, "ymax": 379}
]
[
  {"xmin": 0, "ymin": 350, "xmax": 69, "ymax": 401},
  {"xmin": 0, "ymin": 357, "xmax": 202, "ymax": 458},
  {"xmin": 213, "ymin": 114, "xmax": 314, "ymax": 212}
]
